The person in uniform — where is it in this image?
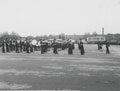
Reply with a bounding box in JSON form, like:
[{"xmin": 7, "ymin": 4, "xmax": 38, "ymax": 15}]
[
  {"xmin": 78, "ymin": 39, "xmax": 85, "ymax": 55},
  {"xmin": 9, "ymin": 40, "xmax": 13, "ymax": 52},
  {"xmin": 52, "ymin": 39, "xmax": 58, "ymax": 54},
  {"xmin": 105, "ymin": 40, "xmax": 110, "ymax": 54},
  {"xmin": 19, "ymin": 40, "xmax": 23, "ymax": 52},
  {"xmin": 44, "ymin": 40, "xmax": 49, "ymax": 53},
  {"xmin": 26, "ymin": 40, "xmax": 30, "ymax": 53},
  {"xmin": 30, "ymin": 41, "xmax": 33, "ymax": 53},
  {"xmin": 2, "ymin": 40, "xmax": 6, "ymax": 53},
  {"xmin": 6, "ymin": 41, "xmax": 9, "ymax": 52},
  {"xmin": 67, "ymin": 40, "xmax": 74, "ymax": 55},
  {"xmin": 12, "ymin": 40, "xmax": 16, "ymax": 51},
  {"xmin": 23, "ymin": 40, "xmax": 26, "ymax": 52},
  {"xmin": 15, "ymin": 40, "xmax": 19, "ymax": 53},
  {"xmin": 41, "ymin": 41, "xmax": 45, "ymax": 54}
]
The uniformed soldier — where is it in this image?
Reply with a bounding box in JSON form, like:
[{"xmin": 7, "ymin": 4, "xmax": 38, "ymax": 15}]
[
  {"xmin": 30, "ymin": 41, "xmax": 33, "ymax": 53},
  {"xmin": 9, "ymin": 40, "xmax": 13, "ymax": 52},
  {"xmin": 78, "ymin": 39, "xmax": 85, "ymax": 55},
  {"xmin": 105, "ymin": 40, "xmax": 110, "ymax": 54},
  {"xmin": 6, "ymin": 41, "xmax": 9, "ymax": 52},
  {"xmin": 41, "ymin": 41, "xmax": 45, "ymax": 54},
  {"xmin": 26, "ymin": 40, "xmax": 30, "ymax": 53},
  {"xmin": 37, "ymin": 41, "xmax": 41, "ymax": 51},
  {"xmin": 52, "ymin": 40, "xmax": 58, "ymax": 54},
  {"xmin": 15, "ymin": 40, "xmax": 19, "ymax": 53},
  {"xmin": 12, "ymin": 40, "xmax": 16, "ymax": 51},
  {"xmin": 23, "ymin": 40, "xmax": 26, "ymax": 52},
  {"xmin": 19, "ymin": 40, "xmax": 23, "ymax": 52},
  {"xmin": 44, "ymin": 40, "xmax": 49, "ymax": 53},
  {"xmin": 2, "ymin": 40, "xmax": 6, "ymax": 53},
  {"xmin": 67, "ymin": 41, "xmax": 74, "ymax": 55}
]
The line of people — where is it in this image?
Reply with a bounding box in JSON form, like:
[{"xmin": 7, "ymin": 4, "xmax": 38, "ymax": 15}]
[
  {"xmin": 1, "ymin": 38, "xmax": 110, "ymax": 55},
  {"xmin": 1, "ymin": 40, "xmax": 35, "ymax": 53},
  {"xmin": 0, "ymin": 39, "xmax": 85, "ymax": 55}
]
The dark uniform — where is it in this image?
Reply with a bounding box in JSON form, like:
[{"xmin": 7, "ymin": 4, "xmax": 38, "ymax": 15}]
[
  {"xmin": 20, "ymin": 40, "xmax": 23, "ymax": 52},
  {"xmin": 13, "ymin": 41, "xmax": 16, "ymax": 51},
  {"xmin": 67, "ymin": 42, "xmax": 74, "ymax": 55},
  {"xmin": 23, "ymin": 41, "xmax": 26, "ymax": 52},
  {"xmin": 2, "ymin": 41, "xmax": 5, "ymax": 53},
  {"xmin": 15, "ymin": 41, "xmax": 19, "ymax": 53},
  {"xmin": 26, "ymin": 41, "xmax": 30, "ymax": 53},
  {"xmin": 6, "ymin": 41, "xmax": 9, "ymax": 52},
  {"xmin": 106, "ymin": 41, "xmax": 110, "ymax": 54},
  {"xmin": 52, "ymin": 42, "xmax": 58, "ymax": 54},
  {"xmin": 41, "ymin": 41, "xmax": 46, "ymax": 54},
  {"xmin": 78, "ymin": 40, "xmax": 85, "ymax": 55},
  {"xmin": 9, "ymin": 40, "xmax": 13, "ymax": 52},
  {"xmin": 30, "ymin": 42, "xmax": 33, "ymax": 53}
]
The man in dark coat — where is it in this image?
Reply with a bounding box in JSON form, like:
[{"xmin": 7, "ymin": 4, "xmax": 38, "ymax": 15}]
[
  {"xmin": 30, "ymin": 41, "xmax": 33, "ymax": 53},
  {"xmin": 9, "ymin": 40, "xmax": 13, "ymax": 52},
  {"xmin": 105, "ymin": 40, "xmax": 110, "ymax": 54},
  {"xmin": 67, "ymin": 41, "xmax": 74, "ymax": 55},
  {"xmin": 2, "ymin": 40, "xmax": 6, "ymax": 53},
  {"xmin": 41, "ymin": 41, "xmax": 46, "ymax": 54},
  {"xmin": 78, "ymin": 39, "xmax": 85, "ymax": 55},
  {"xmin": 15, "ymin": 40, "xmax": 19, "ymax": 53},
  {"xmin": 19, "ymin": 40, "xmax": 23, "ymax": 52},
  {"xmin": 26, "ymin": 41, "xmax": 30, "ymax": 53},
  {"xmin": 6, "ymin": 41, "xmax": 9, "ymax": 52},
  {"xmin": 52, "ymin": 40, "xmax": 58, "ymax": 54}
]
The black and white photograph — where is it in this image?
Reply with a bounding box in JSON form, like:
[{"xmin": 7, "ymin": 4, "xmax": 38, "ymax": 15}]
[{"xmin": 0, "ymin": 0, "xmax": 120, "ymax": 90}]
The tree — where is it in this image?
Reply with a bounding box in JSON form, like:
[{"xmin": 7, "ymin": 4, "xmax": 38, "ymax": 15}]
[
  {"xmin": 26, "ymin": 36, "xmax": 34, "ymax": 40},
  {"xmin": 58, "ymin": 33, "xmax": 65, "ymax": 40},
  {"xmin": 83, "ymin": 32, "xmax": 91, "ymax": 40},
  {"xmin": 10, "ymin": 32, "xmax": 20, "ymax": 40},
  {"xmin": 92, "ymin": 32, "xmax": 98, "ymax": 36}
]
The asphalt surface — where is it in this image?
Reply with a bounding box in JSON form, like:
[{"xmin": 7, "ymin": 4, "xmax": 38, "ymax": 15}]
[{"xmin": 0, "ymin": 44, "xmax": 120, "ymax": 91}]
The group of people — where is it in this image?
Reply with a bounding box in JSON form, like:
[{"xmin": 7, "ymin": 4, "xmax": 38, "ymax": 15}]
[
  {"xmin": 0, "ymin": 38, "xmax": 85, "ymax": 55},
  {"xmin": 97, "ymin": 40, "xmax": 110, "ymax": 54},
  {"xmin": 1, "ymin": 40, "xmax": 35, "ymax": 53},
  {"xmin": 1, "ymin": 38, "xmax": 111, "ymax": 55}
]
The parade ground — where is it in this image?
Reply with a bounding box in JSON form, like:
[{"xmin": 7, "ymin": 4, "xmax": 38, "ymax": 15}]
[{"xmin": 0, "ymin": 44, "xmax": 120, "ymax": 91}]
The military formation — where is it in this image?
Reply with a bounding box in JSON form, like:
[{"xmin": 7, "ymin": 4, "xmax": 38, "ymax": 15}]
[
  {"xmin": 0, "ymin": 39, "xmax": 76, "ymax": 55},
  {"xmin": 1, "ymin": 38, "xmax": 110, "ymax": 55}
]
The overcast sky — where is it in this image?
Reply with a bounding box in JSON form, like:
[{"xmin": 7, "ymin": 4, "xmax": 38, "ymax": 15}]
[{"xmin": 0, "ymin": 0, "xmax": 120, "ymax": 36}]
